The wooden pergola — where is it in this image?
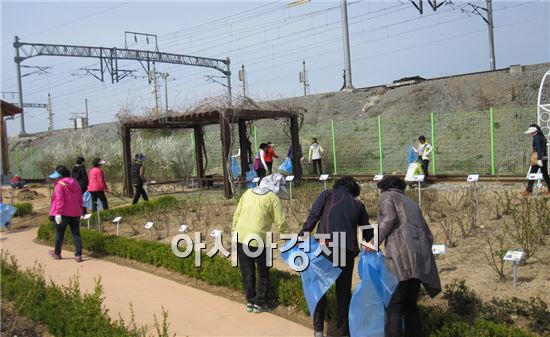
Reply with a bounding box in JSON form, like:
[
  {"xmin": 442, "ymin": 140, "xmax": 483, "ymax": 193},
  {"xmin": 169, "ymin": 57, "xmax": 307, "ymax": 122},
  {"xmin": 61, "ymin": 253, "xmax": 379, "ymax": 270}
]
[
  {"xmin": 121, "ymin": 108, "xmax": 302, "ymax": 198},
  {"xmin": 1, "ymin": 100, "xmax": 23, "ymax": 176}
]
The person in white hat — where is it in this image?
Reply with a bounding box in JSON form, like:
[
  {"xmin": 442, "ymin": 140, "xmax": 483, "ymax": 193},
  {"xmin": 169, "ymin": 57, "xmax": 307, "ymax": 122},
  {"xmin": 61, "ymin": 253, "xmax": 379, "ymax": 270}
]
[
  {"xmin": 232, "ymin": 173, "xmax": 290, "ymax": 313},
  {"xmin": 522, "ymin": 124, "xmax": 550, "ymax": 196}
]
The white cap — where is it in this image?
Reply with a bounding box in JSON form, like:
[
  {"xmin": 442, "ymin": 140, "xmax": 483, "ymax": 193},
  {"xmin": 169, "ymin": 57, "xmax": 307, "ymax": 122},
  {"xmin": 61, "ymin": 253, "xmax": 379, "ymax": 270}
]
[{"xmin": 524, "ymin": 126, "xmax": 538, "ymax": 134}]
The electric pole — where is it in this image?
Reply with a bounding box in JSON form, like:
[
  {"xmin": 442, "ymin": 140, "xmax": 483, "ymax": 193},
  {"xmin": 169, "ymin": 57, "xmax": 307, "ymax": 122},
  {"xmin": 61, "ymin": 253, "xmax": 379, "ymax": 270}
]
[
  {"xmin": 161, "ymin": 73, "xmax": 169, "ymax": 112},
  {"xmin": 486, "ymin": 0, "xmax": 496, "ymax": 70},
  {"xmin": 226, "ymin": 58, "xmax": 232, "ymax": 107},
  {"xmin": 150, "ymin": 63, "xmax": 159, "ymax": 112},
  {"xmin": 238, "ymin": 64, "xmax": 247, "ymax": 97},
  {"xmin": 340, "ymin": 0, "xmax": 354, "ymax": 90},
  {"xmin": 299, "ymin": 60, "xmax": 309, "ymax": 96},
  {"xmin": 14, "ymin": 36, "xmax": 26, "ymax": 135},
  {"xmin": 457, "ymin": 1, "xmax": 496, "ymax": 70},
  {"xmin": 47, "ymin": 93, "xmax": 53, "ymax": 132},
  {"xmin": 85, "ymin": 98, "xmax": 89, "ymax": 126}
]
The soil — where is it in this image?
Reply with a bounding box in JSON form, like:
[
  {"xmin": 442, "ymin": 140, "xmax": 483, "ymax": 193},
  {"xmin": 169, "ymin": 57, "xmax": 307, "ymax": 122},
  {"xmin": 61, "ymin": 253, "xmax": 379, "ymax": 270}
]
[
  {"xmin": 3, "ymin": 181, "xmax": 550, "ymax": 320},
  {"xmin": 1, "ymin": 302, "xmax": 53, "ymax": 337}
]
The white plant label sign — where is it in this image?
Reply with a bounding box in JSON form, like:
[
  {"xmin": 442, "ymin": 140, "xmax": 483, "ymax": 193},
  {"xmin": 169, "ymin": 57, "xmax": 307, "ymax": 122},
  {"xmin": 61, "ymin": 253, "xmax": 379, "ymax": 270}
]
[
  {"xmin": 528, "ymin": 173, "xmax": 543, "ymax": 180},
  {"xmin": 178, "ymin": 224, "xmax": 188, "ymax": 233},
  {"xmin": 210, "ymin": 229, "xmax": 222, "ymax": 237},
  {"xmin": 252, "ymin": 177, "xmax": 260, "ymax": 183},
  {"xmin": 82, "ymin": 214, "xmax": 92, "ymax": 220},
  {"xmin": 144, "ymin": 222, "xmax": 154, "ymax": 229},
  {"xmin": 286, "ymin": 175, "xmax": 295, "ymax": 182},
  {"xmin": 467, "ymin": 174, "xmax": 479, "ymax": 182},
  {"xmin": 413, "ymin": 175, "xmax": 425, "ymax": 182},
  {"xmin": 112, "ymin": 216, "xmax": 122, "ymax": 223},
  {"xmin": 373, "ymin": 174, "xmax": 384, "ymax": 181},
  {"xmin": 503, "ymin": 250, "xmax": 524, "ymax": 262},
  {"xmin": 432, "ymin": 244, "xmax": 447, "ymax": 255},
  {"xmin": 319, "ymin": 174, "xmax": 329, "ymax": 181}
]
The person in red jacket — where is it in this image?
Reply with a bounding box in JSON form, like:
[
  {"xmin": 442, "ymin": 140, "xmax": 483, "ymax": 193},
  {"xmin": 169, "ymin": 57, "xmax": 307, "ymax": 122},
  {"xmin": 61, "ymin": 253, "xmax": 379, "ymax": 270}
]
[
  {"xmin": 88, "ymin": 157, "xmax": 109, "ymax": 212},
  {"xmin": 48, "ymin": 166, "xmax": 84, "ymax": 262},
  {"xmin": 265, "ymin": 142, "xmax": 279, "ymax": 175}
]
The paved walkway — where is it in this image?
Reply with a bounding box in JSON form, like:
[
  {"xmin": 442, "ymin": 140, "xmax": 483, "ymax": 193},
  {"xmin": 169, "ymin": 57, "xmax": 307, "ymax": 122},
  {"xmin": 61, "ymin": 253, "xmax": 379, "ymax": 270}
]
[{"xmin": 0, "ymin": 228, "xmax": 311, "ymax": 337}]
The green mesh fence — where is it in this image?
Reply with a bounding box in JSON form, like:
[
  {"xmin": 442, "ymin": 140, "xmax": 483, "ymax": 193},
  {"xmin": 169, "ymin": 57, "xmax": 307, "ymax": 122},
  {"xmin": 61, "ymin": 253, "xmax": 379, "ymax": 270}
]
[
  {"xmin": 248, "ymin": 106, "xmax": 537, "ymax": 176},
  {"xmin": 7, "ymin": 106, "xmax": 538, "ymax": 179}
]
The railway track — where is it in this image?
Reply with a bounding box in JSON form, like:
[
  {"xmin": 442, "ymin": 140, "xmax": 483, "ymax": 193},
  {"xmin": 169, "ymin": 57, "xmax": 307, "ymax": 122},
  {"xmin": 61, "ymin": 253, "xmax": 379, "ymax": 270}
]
[{"xmin": 12, "ymin": 174, "xmax": 527, "ymax": 187}]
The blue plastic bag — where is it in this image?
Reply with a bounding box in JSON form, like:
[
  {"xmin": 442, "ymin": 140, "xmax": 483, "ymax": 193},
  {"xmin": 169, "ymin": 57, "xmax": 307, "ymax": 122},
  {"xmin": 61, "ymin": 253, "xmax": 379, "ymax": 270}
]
[
  {"xmin": 245, "ymin": 168, "xmax": 258, "ymax": 188},
  {"xmin": 230, "ymin": 157, "xmax": 240, "ymax": 178},
  {"xmin": 278, "ymin": 158, "xmax": 293, "ymax": 174},
  {"xmin": 349, "ymin": 251, "xmax": 399, "ymax": 337},
  {"xmin": 407, "ymin": 146, "xmax": 417, "ymax": 165},
  {"xmin": 280, "ymin": 237, "xmax": 342, "ymax": 317},
  {"xmin": 83, "ymin": 191, "xmax": 92, "ymax": 209},
  {"xmin": 1, "ymin": 203, "xmax": 17, "ymax": 227}
]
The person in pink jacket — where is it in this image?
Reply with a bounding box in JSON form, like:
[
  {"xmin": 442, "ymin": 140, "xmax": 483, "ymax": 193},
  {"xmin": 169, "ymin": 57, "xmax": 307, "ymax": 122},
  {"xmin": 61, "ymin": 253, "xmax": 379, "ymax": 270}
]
[
  {"xmin": 48, "ymin": 165, "xmax": 84, "ymax": 262},
  {"xmin": 88, "ymin": 157, "xmax": 109, "ymax": 212}
]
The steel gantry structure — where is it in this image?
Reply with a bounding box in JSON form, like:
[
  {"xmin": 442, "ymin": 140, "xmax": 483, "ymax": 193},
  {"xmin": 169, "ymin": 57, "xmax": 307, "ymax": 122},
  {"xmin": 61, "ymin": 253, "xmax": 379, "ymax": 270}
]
[{"xmin": 13, "ymin": 36, "xmax": 232, "ymax": 134}]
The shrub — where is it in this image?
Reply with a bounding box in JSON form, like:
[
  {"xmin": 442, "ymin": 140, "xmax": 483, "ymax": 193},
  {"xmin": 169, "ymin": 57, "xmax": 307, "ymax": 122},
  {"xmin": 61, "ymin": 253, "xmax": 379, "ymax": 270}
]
[
  {"xmin": 483, "ymin": 234, "xmax": 508, "ymax": 281},
  {"xmin": 36, "ymin": 224, "xmax": 544, "ymax": 336},
  {"xmin": 36, "ymin": 221, "xmax": 315, "ymax": 315},
  {"xmin": 0, "ymin": 252, "xmax": 157, "ymax": 337},
  {"xmin": 13, "ymin": 202, "xmax": 33, "ymax": 216},
  {"xmin": 505, "ymin": 197, "xmax": 543, "ymax": 261},
  {"xmin": 443, "ymin": 279, "xmax": 481, "ymax": 319},
  {"xmin": 91, "ymin": 195, "xmax": 178, "ymax": 226},
  {"xmin": 431, "ymin": 319, "xmax": 535, "ymax": 337}
]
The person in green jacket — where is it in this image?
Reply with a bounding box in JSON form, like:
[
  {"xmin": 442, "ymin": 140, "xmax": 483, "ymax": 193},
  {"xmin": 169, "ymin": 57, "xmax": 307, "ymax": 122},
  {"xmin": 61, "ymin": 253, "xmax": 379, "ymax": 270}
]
[{"xmin": 232, "ymin": 173, "xmax": 290, "ymax": 313}]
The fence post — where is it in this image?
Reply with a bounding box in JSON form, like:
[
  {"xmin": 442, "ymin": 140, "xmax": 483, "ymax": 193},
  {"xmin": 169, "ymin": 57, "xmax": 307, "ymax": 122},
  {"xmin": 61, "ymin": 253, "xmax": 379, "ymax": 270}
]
[
  {"xmin": 489, "ymin": 107, "xmax": 495, "ymax": 175},
  {"xmin": 331, "ymin": 120, "xmax": 338, "ymax": 174},
  {"xmin": 253, "ymin": 125, "xmax": 258, "ymax": 150},
  {"xmin": 30, "ymin": 148, "xmax": 35, "ymax": 178},
  {"xmin": 430, "ymin": 112, "xmax": 436, "ymax": 175},
  {"xmin": 191, "ymin": 133, "xmax": 196, "ymax": 176},
  {"xmin": 377, "ymin": 115, "xmax": 384, "ymax": 174},
  {"xmin": 15, "ymin": 149, "xmax": 19, "ymax": 174}
]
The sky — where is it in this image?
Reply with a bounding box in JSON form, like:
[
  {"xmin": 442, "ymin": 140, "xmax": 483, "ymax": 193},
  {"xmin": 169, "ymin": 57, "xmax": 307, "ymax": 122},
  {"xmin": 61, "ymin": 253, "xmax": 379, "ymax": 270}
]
[{"xmin": 1, "ymin": 0, "xmax": 549, "ymax": 136}]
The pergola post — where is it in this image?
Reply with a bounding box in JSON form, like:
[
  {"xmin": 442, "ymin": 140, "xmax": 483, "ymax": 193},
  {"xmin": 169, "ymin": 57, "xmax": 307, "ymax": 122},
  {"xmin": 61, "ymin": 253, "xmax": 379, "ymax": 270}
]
[
  {"xmin": 1, "ymin": 118, "xmax": 9, "ymax": 176},
  {"xmin": 238, "ymin": 119, "xmax": 250, "ymax": 179},
  {"xmin": 193, "ymin": 126, "xmax": 206, "ymax": 187},
  {"xmin": 121, "ymin": 126, "xmax": 133, "ymax": 197},
  {"xmin": 220, "ymin": 110, "xmax": 233, "ymax": 198},
  {"xmin": 290, "ymin": 116, "xmax": 302, "ymax": 179}
]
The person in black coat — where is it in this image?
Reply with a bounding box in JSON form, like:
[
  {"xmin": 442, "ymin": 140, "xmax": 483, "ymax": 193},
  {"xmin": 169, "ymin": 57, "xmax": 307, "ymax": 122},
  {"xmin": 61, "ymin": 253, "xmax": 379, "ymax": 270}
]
[
  {"xmin": 522, "ymin": 124, "xmax": 550, "ymax": 196},
  {"xmin": 131, "ymin": 153, "xmax": 149, "ymax": 204},
  {"xmin": 300, "ymin": 176, "xmax": 372, "ymax": 337},
  {"xmin": 71, "ymin": 156, "xmax": 88, "ymax": 214}
]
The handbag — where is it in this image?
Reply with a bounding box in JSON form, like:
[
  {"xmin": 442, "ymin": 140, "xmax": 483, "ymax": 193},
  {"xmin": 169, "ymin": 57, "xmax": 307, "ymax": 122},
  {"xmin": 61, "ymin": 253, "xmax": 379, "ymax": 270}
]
[
  {"xmin": 530, "ymin": 152, "xmax": 538, "ymax": 166},
  {"xmin": 253, "ymin": 158, "xmax": 261, "ymax": 171}
]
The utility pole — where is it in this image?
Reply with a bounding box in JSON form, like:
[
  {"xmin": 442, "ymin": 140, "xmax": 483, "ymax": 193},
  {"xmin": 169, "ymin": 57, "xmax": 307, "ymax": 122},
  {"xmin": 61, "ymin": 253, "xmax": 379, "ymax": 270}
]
[
  {"xmin": 226, "ymin": 58, "xmax": 232, "ymax": 107},
  {"xmin": 47, "ymin": 93, "xmax": 53, "ymax": 132},
  {"xmin": 85, "ymin": 98, "xmax": 89, "ymax": 126},
  {"xmin": 150, "ymin": 63, "xmax": 159, "ymax": 112},
  {"xmin": 340, "ymin": 0, "xmax": 354, "ymax": 90},
  {"xmin": 238, "ymin": 64, "xmax": 247, "ymax": 97},
  {"xmin": 486, "ymin": 0, "xmax": 496, "ymax": 70},
  {"xmin": 459, "ymin": 1, "xmax": 496, "ymax": 70},
  {"xmin": 14, "ymin": 36, "xmax": 26, "ymax": 135},
  {"xmin": 161, "ymin": 73, "xmax": 169, "ymax": 112},
  {"xmin": 299, "ymin": 60, "xmax": 309, "ymax": 96}
]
